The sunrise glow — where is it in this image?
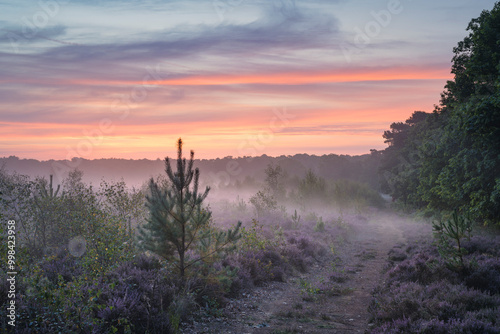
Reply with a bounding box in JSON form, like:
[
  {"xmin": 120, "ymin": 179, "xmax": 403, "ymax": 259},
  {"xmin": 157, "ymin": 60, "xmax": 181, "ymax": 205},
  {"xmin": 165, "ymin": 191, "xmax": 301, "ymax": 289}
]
[{"xmin": 0, "ymin": 0, "xmax": 492, "ymax": 160}]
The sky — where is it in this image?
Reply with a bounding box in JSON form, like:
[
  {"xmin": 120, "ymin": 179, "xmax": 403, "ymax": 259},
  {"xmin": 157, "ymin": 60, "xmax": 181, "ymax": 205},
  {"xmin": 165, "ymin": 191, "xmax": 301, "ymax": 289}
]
[{"xmin": 0, "ymin": 0, "xmax": 496, "ymax": 160}]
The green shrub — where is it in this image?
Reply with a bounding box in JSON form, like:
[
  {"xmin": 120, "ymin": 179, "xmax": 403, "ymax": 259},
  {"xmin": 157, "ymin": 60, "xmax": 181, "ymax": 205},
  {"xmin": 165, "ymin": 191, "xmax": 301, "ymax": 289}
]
[
  {"xmin": 433, "ymin": 210, "xmax": 473, "ymax": 269},
  {"xmin": 314, "ymin": 217, "xmax": 325, "ymax": 232},
  {"xmin": 239, "ymin": 219, "xmax": 270, "ymax": 251},
  {"xmin": 331, "ymin": 179, "xmax": 385, "ymax": 210}
]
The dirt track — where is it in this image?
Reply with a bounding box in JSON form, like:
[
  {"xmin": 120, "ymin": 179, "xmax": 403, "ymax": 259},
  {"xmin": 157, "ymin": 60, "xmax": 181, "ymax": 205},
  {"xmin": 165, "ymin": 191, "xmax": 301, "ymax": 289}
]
[{"xmin": 181, "ymin": 210, "xmax": 431, "ymax": 334}]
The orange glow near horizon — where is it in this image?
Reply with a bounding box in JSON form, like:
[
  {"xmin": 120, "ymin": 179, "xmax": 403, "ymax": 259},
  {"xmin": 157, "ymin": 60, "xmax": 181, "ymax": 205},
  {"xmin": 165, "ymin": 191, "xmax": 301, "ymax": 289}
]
[
  {"xmin": 152, "ymin": 67, "xmax": 450, "ymax": 86},
  {"xmin": 2, "ymin": 64, "xmax": 452, "ymax": 161},
  {"xmin": 36, "ymin": 65, "xmax": 451, "ymax": 88}
]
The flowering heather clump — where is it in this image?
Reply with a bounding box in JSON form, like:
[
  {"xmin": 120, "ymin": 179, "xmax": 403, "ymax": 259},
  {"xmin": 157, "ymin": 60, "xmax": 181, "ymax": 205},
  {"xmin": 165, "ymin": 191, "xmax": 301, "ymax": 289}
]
[
  {"xmin": 387, "ymin": 247, "xmax": 407, "ymax": 262},
  {"xmin": 233, "ymin": 249, "xmax": 288, "ymax": 286},
  {"xmin": 282, "ymin": 244, "xmax": 310, "ymax": 273},
  {"xmin": 97, "ymin": 291, "xmax": 143, "ymax": 332},
  {"xmin": 220, "ymin": 255, "xmax": 252, "ymax": 294},
  {"xmin": 40, "ymin": 250, "xmax": 83, "ymax": 284},
  {"xmin": 216, "ymin": 227, "xmax": 330, "ymax": 296},
  {"xmin": 131, "ymin": 252, "xmax": 163, "ymax": 270},
  {"xmin": 287, "ymin": 235, "xmax": 325, "ymax": 259},
  {"xmin": 386, "ymin": 249, "xmax": 460, "ymax": 285},
  {"xmin": 462, "ymin": 236, "xmax": 500, "ymax": 256},
  {"xmin": 93, "ymin": 258, "xmax": 176, "ymax": 333},
  {"xmin": 464, "ymin": 256, "xmax": 500, "ymax": 294},
  {"xmin": 372, "ymin": 281, "xmax": 500, "ymax": 322},
  {"xmin": 371, "ymin": 316, "xmax": 500, "ymax": 334},
  {"xmin": 369, "ymin": 236, "xmax": 500, "ymax": 333}
]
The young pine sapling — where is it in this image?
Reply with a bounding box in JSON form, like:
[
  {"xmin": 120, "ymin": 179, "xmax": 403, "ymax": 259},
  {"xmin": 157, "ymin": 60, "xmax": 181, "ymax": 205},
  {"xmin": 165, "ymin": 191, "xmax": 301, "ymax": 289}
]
[
  {"xmin": 139, "ymin": 138, "xmax": 241, "ymax": 278},
  {"xmin": 433, "ymin": 210, "xmax": 473, "ymax": 270}
]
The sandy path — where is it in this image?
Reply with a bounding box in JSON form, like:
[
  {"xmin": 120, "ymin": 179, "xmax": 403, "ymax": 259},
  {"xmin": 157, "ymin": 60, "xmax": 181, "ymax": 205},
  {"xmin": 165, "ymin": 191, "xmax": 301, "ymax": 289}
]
[{"xmin": 181, "ymin": 210, "xmax": 429, "ymax": 334}]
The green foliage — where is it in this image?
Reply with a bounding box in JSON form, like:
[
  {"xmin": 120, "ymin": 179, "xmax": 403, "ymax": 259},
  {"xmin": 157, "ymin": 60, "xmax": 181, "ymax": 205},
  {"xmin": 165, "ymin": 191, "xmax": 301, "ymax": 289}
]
[
  {"xmin": 251, "ymin": 166, "xmax": 384, "ymax": 214},
  {"xmin": 33, "ymin": 174, "xmax": 69, "ymax": 252},
  {"xmin": 197, "ymin": 218, "xmax": 242, "ymax": 266},
  {"xmin": 99, "ymin": 179, "xmax": 146, "ymax": 237},
  {"xmin": 82, "ymin": 212, "xmax": 134, "ymax": 276},
  {"xmin": 314, "ymin": 216, "xmax": 325, "ymax": 232},
  {"xmin": 291, "ymin": 209, "xmax": 301, "ymax": 229},
  {"xmin": 14, "ymin": 226, "xmax": 142, "ymax": 332},
  {"xmin": 1, "ymin": 168, "xmax": 138, "ymax": 260},
  {"xmin": 379, "ymin": 3, "xmax": 500, "ymax": 224},
  {"xmin": 0, "ymin": 168, "xmax": 37, "ymax": 248},
  {"xmin": 433, "ymin": 210, "xmax": 473, "ymax": 269},
  {"xmin": 298, "ymin": 278, "xmax": 321, "ymax": 297},
  {"xmin": 201, "ymin": 295, "xmax": 224, "ymax": 318},
  {"xmin": 249, "ymin": 189, "xmax": 277, "ymax": 219},
  {"xmin": 138, "ymin": 138, "xmax": 241, "ymax": 277},
  {"xmin": 235, "ymin": 195, "xmax": 247, "ymax": 213},
  {"xmin": 272, "ymin": 224, "xmax": 287, "ymax": 249},
  {"xmin": 331, "ymin": 179, "xmax": 385, "ymax": 210},
  {"xmin": 264, "ymin": 163, "xmax": 286, "ymax": 200},
  {"xmin": 379, "ymin": 111, "xmax": 431, "ymax": 207},
  {"xmin": 446, "ymin": 2, "xmax": 500, "ymax": 105},
  {"xmin": 239, "ymin": 219, "xmax": 270, "ymax": 251},
  {"xmin": 61, "ymin": 170, "xmax": 106, "ymax": 247},
  {"xmin": 298, "ymin": 169, "xmax": 326, "ymax": 203},
  {"xmin": 239, "ymin": 219, "xmax": 288, "ymax": 253}
]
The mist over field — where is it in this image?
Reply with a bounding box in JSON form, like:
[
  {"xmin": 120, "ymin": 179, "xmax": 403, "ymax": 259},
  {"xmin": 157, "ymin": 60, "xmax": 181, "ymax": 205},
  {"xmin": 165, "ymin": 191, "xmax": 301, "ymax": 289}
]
[
  {"xmin": 0, "ymin": 153, "xmax": 382, "ymax": 190},
  {"xmin": 0, "ymin": 152, "xmax": 387, "ymax": 232}
]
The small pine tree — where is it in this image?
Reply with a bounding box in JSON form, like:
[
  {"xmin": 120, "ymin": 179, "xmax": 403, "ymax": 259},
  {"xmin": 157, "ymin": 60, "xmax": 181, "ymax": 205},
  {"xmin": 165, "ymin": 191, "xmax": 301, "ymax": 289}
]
[
  {"xmin": 433, "ymin": 210, "xmax": 473, "ymax": 270},
  {"xmin": 139, "ymin": 138, "xmax": 241, "ymax": 277},
  {"xmin": 34, "ymin": 175, "xmax": 62, "ymax": 249},
  {"xmin": 298, "ymin": 169, "xmax": 326, "ymax": 202},
  {"xmin": 291, "ymin": 209, "xmax": 301, "ymax": 229}
]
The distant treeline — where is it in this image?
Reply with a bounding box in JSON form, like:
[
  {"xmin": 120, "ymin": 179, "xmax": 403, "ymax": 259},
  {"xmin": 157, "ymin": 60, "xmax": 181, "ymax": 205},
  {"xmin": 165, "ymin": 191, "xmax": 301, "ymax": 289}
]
[
  {"xmin": 0, "ymin": 152, "xmax": 382, "ymax": 191},
  {"xmin": 377, "ymin": 3, "xmax": 500, "ymax": 224}
]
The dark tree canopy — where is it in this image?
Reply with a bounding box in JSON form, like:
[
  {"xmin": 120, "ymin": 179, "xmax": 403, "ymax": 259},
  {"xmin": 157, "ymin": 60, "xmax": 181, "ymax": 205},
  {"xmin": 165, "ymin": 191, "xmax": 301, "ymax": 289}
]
[{"xmin": 380, "ymin": 2, "xmax": 500, "ymax": 224}]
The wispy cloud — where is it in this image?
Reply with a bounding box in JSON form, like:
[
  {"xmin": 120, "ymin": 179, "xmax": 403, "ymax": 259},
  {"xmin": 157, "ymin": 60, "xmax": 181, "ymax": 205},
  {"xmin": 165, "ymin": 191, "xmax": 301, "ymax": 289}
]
[{"xmin": 0, "ymin": 0, "xmax": 492, "ymax": 159}]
